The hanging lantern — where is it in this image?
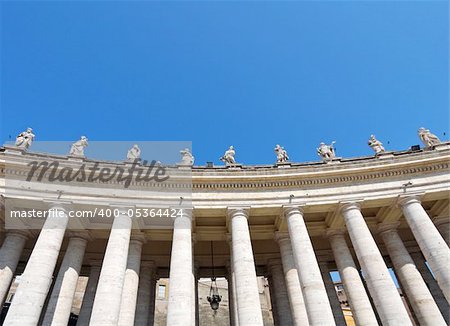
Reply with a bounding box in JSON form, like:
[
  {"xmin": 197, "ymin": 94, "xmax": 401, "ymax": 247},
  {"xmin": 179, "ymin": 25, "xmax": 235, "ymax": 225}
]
[{"xmin": 207, "ymin": 242, "xmax": 222, "ymax": 311}]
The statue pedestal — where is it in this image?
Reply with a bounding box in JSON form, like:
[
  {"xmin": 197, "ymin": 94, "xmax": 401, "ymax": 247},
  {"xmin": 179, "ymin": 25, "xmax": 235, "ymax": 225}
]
[
  {"xmin": 434, "ymin": 142, "xmax": 450, "ymax": 151},
  {"xmin": 323, "ymin": 157, "xmax": 341, "ymax": 164},
  {"xmin": 3, "ymin": 145, "xmax": 26, "ymax": 155},
  {"xmin": 177, "ymin": 163, "xmax": 193, "ymax": 170},
  {"xmin": 226, "ymin": 164, "xmax": 242, "ymax": 169},
  {"xmin": 376, "ymin": 151, "xmax": 394, "ymax": 159},
  {"xmin": 276, "ymin": 162, "xmax": 292, "ymax": 168},
  {"xmin": 67, "ymin": 155, "xmax": 86, "ymax": 162}
]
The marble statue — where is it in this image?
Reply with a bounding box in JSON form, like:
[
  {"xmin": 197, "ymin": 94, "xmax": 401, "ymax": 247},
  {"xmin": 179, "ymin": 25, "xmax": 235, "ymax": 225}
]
[
  {"xmin": 274, "ymin": 144, "xmax": 289, "ymax": 163},
  {"xmin": 127, "ymin": 144, "xmax": 141, "ymax": 161},
  {"xmin": 180, "ymin": 148, "xmax": 194, "ymax": 166},
  {"xmin": 220, "ymin": 146, "xmax": 236, "ymax": 165},
  {"xmin": 15, "ymin": 128, "xmax": 35, "ymax": 150},
  {"xmin": 368, "ymin": 135, "xmax": 385, "ymax": 154},
  {"xmin": 317, "ymin": 141, "xmax": 336, "ymax": 161},
  {"xmin": 69, "ymin": 136, "xmax": 88, "ymax": 157},
  {"xmin": 418, "ymin": 127, "xmax": 441, "ymax": 148}
]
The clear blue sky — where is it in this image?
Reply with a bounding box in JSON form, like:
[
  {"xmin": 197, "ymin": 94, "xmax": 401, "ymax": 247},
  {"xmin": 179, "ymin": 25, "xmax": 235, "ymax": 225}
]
[{"xmin": 1, "ymin": 1, "xmax": 448, "ymax": 165}]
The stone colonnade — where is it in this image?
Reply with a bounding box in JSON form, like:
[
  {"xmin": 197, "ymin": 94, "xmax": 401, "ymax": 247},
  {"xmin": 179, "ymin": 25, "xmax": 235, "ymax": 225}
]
[{"xmin": 0, "ymin": 195, "xmax": 448, "ymax": 326}]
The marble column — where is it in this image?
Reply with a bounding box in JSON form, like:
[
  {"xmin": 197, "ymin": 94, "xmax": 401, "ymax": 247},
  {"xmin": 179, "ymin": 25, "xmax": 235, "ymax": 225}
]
[
  {"xmin": 267, "ymin": 276, "xmax": 278, "ymax": 325},
  {"xmin": 410, "ymin": 252, "xmax": 450, "ymax": 324},
  {"xmin": 134, "ymin": 261, "xmax": 156, "ymax": 326},
  {"xmin": 90, "ymin": 207, "xmax": 132, "ymax": 325},
  {"xmin": 340, "ymin": 202, "xmax": 412, "ymax": 325},
  {"xmin": 118, "ymin": 233, "xmax": 146, "ymax": 326},
  {"xmin": 267, "ymin": 259, "xmax": 293, "ymax": 325},
  {"xmin": 4, "ymin": 202, "xmax": 70, "ymax": 326},
  {"xmin": 225, "ymin": 265, "xmax": 237, "ymax": 326},
  {"xmin": 226, "ymin": 238, "xmax": 240, "ymax": 326},
  {"xmin": 434, "ymin": 217, "xmax": 449, "ymax": 246},
  {"xmin": 283, "ymin": 205, "xmax": 335, "ymax": 325},
  {"xmin": 229, "ymin": 208, "xmax": 264, "ymax": 325},
  {"xmin": 42, "ymin": 232, "xmax": 90, "ymax": 326},
  {"xmin": 378, "ymin": 223, "xmax": 446, "ymax": 325},
  {"xmin": 274, "ymin": 232, "xmax": 308, "ymax": 326},
  {"xmin": 77, "ymin": 263, "xmax": 101, "ymax": 326},
  {"xmin": 0, "ymin": 230, "xmax": 29, "ymax": 305},
  {"xmin": 318, "ymin": 262, "xmax": 346, "ymax": 326},
  {"xmin": 398, "ymin": 195, "xmax": 450, "ymax": 302},
  {"xmin": 167, "ymin": 209, "xmax": 193, "ymax": 325},
  {"xmin": 326, "ymin": 229, "xmax": 378, "ymax": 326}
]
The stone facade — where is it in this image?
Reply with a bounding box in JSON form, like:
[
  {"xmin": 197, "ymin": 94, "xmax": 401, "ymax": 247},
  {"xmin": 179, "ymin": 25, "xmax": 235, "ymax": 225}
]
[{"xmin": 0, "ymin": 143, "xmax": 449, "ymax": 325}]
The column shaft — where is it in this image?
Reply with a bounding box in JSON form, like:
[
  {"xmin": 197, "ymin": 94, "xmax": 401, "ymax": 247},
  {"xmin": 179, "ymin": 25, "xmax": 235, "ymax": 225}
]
[
  {"xmin": 434, "ymin": 218, "xmax": 449, "ymax": 246},
  {"xmin": 275, "ymin": 234, "xmax": 308, "ymax": 326},
  {"xmin": 89, "ymin": 209, "xmax": 132, "ymax": 325},
  {"xmin": 0, "ymin": 231, "xmax": 28, "ymax": 305},
  {"xmin": 267, "ymin": 260, "xmax": 293, "ymax": 325},
  {"xmin": 77, "ymin": 265, "xmax": 101, "ymax": 325},
  {"xmin": 42, "ymin": 235, "xmax": 88, "ymax": 326},
  {"xmin": 227, "ymin": 244, "xmax": 240, "ymax": 326},
  {"xmin": 167, "ymin": 210, "xmax": 193, "ymax": 325},
  {"xmin": 118, "ymin": 237, "xmax": 144, "ymax": 326},
  {"xmin": 379, "ymin": 226, "xmax": 446, "ymax": 325},
  {"xmin": 399, "ymin": 196, "xmax": 450, "ymax": 302},
  {"xmin": 230, "ymin": 208, "xmax": 264, "ymax": 326},
  {"xmin": 3, "ymin": 205, "xmax": 69, "ymax": 326},
  {"xmin": 318, "ymin": 262, "xmax": 346, "ymax": 326},
  {"xmin": 341, "ymin": 203, "xmax": 412, "ymax": 325},
  {"xmin": 327, "ymin": 231, "xmax": 378, "ymax": 326},
  {"xmin": 284, "ymin": 206, "xmax": 335, "ymax": 325},
  {"xmin": 135, "ymin": 261, "xmax": 155, "ymax": 326}
]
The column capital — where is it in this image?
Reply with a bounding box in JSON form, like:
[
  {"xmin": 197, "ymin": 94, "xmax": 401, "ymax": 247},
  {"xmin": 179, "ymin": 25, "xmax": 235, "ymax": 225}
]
[
  {"xmin": 274, "ymin": 231, "xmax": 289, "ymax": 243},
  {"xmin": 397, "ymin": 194, "xmax": 423, "ymax": 207},
  {"xmin": 227, "ymin": 207, "xmax": 250, "ymax": 219},
  {"xmin": 67, "ymin": 230, "xmax": 92, "ymax": 242},
  {"xmin": 376, "ymin": 222, "xmax": 401, "ymax": 235},
  {"xmin": 325, "ymin": 228, "xmax": 346, "ymax": 239},
  {"xmin": 282, "ymin": 204, "xmax": 305, "ymax": 218},
  {"xmin": 43, "ymin": 200, "xmax": 72, "ymax": 212},
  {"xmin": 7, "ymin": 229, "xmax": 32, "ymax": 240},
  {"xmin": 339, "ymin": 201, "xmax": 363, "ymax": 213},
  {"xmin": 130, "ymin": 231, "xmax": 147, "ymax": 244}
]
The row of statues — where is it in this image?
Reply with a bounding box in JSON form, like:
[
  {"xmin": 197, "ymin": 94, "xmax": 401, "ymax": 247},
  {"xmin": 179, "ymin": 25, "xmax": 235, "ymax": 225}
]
[{"xmin": 14, "ymin": 127, "xmax": 444, "ymax": 165}]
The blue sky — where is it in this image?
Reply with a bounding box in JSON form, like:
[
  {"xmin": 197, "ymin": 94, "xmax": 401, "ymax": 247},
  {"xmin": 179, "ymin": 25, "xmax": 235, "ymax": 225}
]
[{"xmin": 1, "ymin": 1, "xmax": 448, "ymax": 165}]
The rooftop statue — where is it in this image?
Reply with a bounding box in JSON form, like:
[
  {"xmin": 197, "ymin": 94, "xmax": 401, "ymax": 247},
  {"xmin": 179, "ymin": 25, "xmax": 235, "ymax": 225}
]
[
  {"xmin": 15, "ymin": 128, "xmax": 35, "ymax": 150},
  {"xmin": 418, "ymin": 127, "xmax": 441, "ymax": 148},
  {"xmin": 220, "ymin": 146, "xmax": 236, "ymax": 166},
  {"xmin": 317, "ymin": 141, "xmax": 336, "ymax": 162},
  {"xmin": 180, "ymin": 148, "xmax": 194, "ymax": 166},
  {"xmin": 368, "ymin": 135, "xmax": 385, "ymax": 154},
  {"xmin": 274, "ymin": 144, "xmax": 289, "ymax": 163},
  {"xmin": 69, "ymin": 136, "xmax": 88, "ymax": 157},
  {"xmin": 127, "ymin": 144, "xmax": 141, "ymax": 161}
]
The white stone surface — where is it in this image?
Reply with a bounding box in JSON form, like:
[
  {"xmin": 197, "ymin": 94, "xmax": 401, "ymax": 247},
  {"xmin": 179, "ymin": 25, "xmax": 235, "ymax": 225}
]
[
  {"xmin": 42, "ymin": 234, "xmax": 88, "ymax": 326},
  {"xmin": 341, "ymin": 203, "xmax": 412, "ymax": 325},
  {"xmin": 319, "ymin": 262, "xmax": 346, "ymax": 326},
  {"xmin": 399, "ymin": 195, "xmax": 450, "ymax": 303},
  {"xmin": 267, "ymin": 259, "xmax": 293, "ymax": 325},
  {"xmin": 326, "ymin": 230, "xmax": 378, "ymax": 326},
  {"xmin": 134, "ymin": 261, "xmax": 156, "ymax": 326},
  {"xmin": 166, "ymin": 210, "xmax": 193, "ymax": 325},
  {"xmin": 379, "ymin": 225, "xmax": 446, "ymax": 325},
  {"xmin": 77, "ymin": 264, "xmax": 101, "ymax": 325},
  {"xmin": 0, "ymin": 231, "xmax": 29, "ymax": 305},
  {"xmin": 89, "ymin": 209, "xmax": 132, "ymax": 325},
  {"xmin": 230, "ymin": 208, "xmax": 264, "ymax": 326},
  {"xmin": 284, "ymin": 206, "xmax": 335, "ymax": 325},
  {"xmin": 3, "ymin": 204, "xmax": 69, "ymax": 326},
  {"xmin": 118, "ymin": 235, "xmax": 145, "ymax": 326},
  {"xmin": 274, "ymin": 232, "xmax": 309, "ymax": 326}
]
